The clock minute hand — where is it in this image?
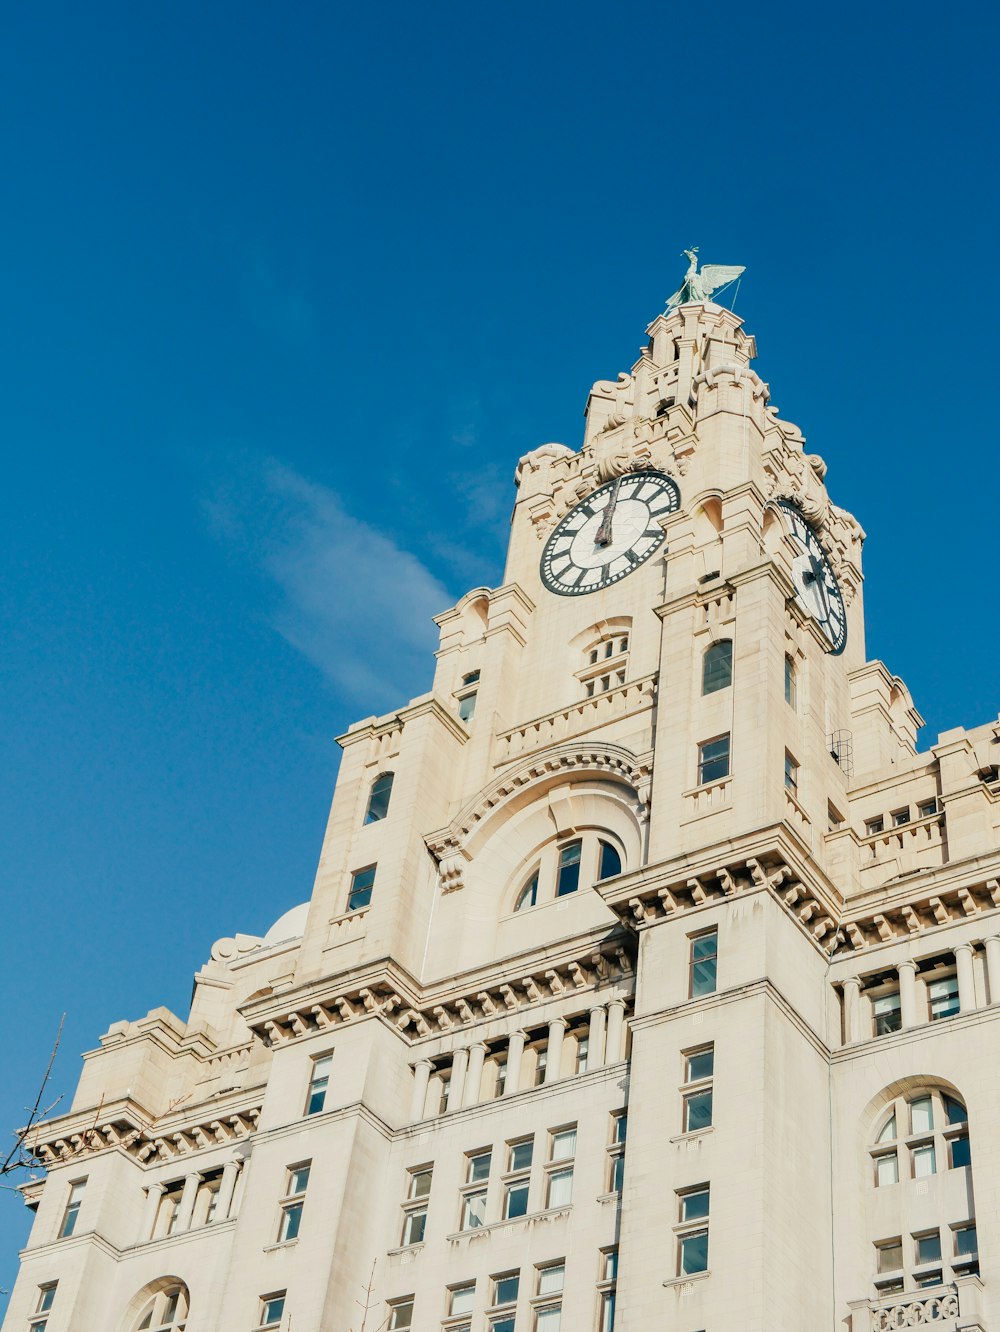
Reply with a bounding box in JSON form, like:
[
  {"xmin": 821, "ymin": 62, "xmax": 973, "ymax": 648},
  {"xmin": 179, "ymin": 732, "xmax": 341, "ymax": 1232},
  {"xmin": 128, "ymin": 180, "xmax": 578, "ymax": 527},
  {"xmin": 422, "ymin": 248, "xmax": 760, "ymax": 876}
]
[
  {"xmin": 595, "ymin": 476, "xmax": 623, "ymax": 547},
  {"xmin": 803, "ymin": 554, "xmax": 831, "ymax": 619}
]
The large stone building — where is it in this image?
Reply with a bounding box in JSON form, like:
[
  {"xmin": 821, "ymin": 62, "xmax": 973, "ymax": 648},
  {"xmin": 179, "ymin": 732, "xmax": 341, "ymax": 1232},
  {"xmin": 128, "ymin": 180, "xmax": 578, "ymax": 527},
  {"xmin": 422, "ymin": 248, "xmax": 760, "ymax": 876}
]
[{"xmin": 6, "ymin": 286, "xmax": 1000, "ymax": 1332}]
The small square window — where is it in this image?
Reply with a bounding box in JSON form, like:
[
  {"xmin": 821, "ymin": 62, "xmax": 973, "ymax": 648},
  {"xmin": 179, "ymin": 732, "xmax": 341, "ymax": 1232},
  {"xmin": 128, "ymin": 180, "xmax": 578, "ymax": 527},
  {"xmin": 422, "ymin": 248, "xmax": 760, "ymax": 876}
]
[
  {"xmin": 492, "ymin": 1272, "xmax": 519, "ymax": 1306},
  {"xmin": 680, "ymin": 1187, "xmax": 710, "ymax": 1222},
  {"xmin": 928, "ymin": 974, "xmax": 960, "ymax": 1020},
  {"xmin": 685, "ymin": 1046, "xmax": 714, "ymax": 1082},
  {"xmin": 450, "ymin": 1283, "xmax": 476, "ymax": 1317},
  {"xmin": 508, "ymin": 1139, "xmax": 533, "ymax": 1172},
  {"xmin": 891, "ymin": 807, "xmax": 910, "ymax": 826},
  {"xmin": 684, "ymin": 1088, "xmax": 713, "ymax": 1132},
  {"xmin": 36, "ymin": 1285, "xmax": 57, "ymax": 1314},
  {"xmin": 260, "ymin": 1292, "xmax": 286, "ymax": 1328},
  {"xmin": 918, "ymin": 799, "xmax": 938, "ymax": 818},
  {"xmin": 950, "ymin": 1133, "xmax": 971, "ymax": 1169},
  {"xmin": 915, "ymin": 1231, "xmax": 942, "ymax": 1265},
  {"xmin": 866, "ymin": 818, "xmax": 884, "ymax": 836},
  {"xmin": 347, "ymin": 865, "xmax": 375, "ymax": 912},
  {"xmin": 408, "ymin": 1167, "xmax": 432, "ymax": 1199},
  {"xmin": 550, "ymin": 1128, "xmax": 577, "ymax": 1161},
  {"xmin": 872, "ymin": 991, "xmax": 901, "ymax": 1036},
  {"xmin": 466, "ymin": 1150, "xmax": 491, "ymax": 1183},
  {"xmin": 536, "ymin": 1263, "xmax": 565, "ymax": 1296},
  {"xmin": 679, "ymin": 1228, "xmax": 708, "ymax": 1275},
  {"xmin": 876, "ymin": 1239, "xmax": 903, "ymax": 1273},
  {"xmin": 944, "ymin": 1095, "xmax": 968, "ymax": 1126},
  {"xmin": 387, "ymin": 1299, "xmax": 414, "ymax": 1330},
  {"xmin": 954, "ymin": 1224, "xmax": 978, "ymax": 1259}
]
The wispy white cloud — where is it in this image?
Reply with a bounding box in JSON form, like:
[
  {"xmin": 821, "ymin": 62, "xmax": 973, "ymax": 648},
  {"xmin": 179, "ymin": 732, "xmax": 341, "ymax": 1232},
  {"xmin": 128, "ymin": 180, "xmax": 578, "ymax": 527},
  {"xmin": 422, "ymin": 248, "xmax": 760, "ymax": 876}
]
[{"xmin": 205, "ymin": 461, "xmax": 453, "ymax": 710}]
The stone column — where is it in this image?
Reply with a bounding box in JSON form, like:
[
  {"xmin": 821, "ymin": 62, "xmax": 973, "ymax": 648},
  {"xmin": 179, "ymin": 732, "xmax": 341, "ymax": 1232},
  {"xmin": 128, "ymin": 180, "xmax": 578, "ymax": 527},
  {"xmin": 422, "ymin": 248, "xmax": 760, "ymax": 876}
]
[
  {"xmin": 175, "ymin": 1171, "xmax": 202, "ymax": 1233},
  {"xmin": 955, "ymin": 943, "xmax": 976, "ymax": 1014},
  {"xmin": 605, "ymin": 998, "xmax": 627, "ymax": 1063},
  {"xmin": 504, "ymin": 1030, "xmax": 526, "ymax": 1096},
  {"xmin": 463, "ymin": 1044, "xmax": 488, "ymax": 1108},
  {"xmin": 898, "ymin": 960, "xmax": 918, "ymax": 1029},
  {"xmin": 141, "ymin": 1183, "xmax": 165, "ymax": 1241},
  {"xmin": 447, "ymin": 1047, "xmax": 469, "ymax": 1112},
  {"xmin": 588, "ymin": 1004, "xmax": 607, "ymax": 1069},
  {"xmin": 984, "ymin": 936, "xmax": 1000, "ymax": 1004},
  {"xmin": 842, "ymin": 977, "xmax": 861, "ymax": 1045},
  {"xmin": 544, "ymin": 1019, "xmax": 567, "ymax": 1085},
  {"xmin": 216, "ymin": 1159, "xmax": 242, "ymax": 1222},
  {"xmin": 410, "ymin": 1059, "xmax": 434, "ymax": 1121}
]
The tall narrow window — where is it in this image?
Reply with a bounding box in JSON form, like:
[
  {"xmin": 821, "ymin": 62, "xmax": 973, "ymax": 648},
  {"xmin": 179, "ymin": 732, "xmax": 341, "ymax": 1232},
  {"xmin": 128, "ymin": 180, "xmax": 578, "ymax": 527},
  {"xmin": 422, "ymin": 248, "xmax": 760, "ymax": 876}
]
[
  {"xmin": 490, "ymin": 1271, "xmax": 519, "ymax": 1332},
  {"xmin": 872, "ymin": 991, "xmax": 901, "ymax": 1036},
  {"xmin": 556, "ymin": 841, "xmax": 582, "ymax": 896},
  {"xmin": 677, "ymin": 1186, "xmax": 710, "ymax": 1275},
  {"xmin": 682, "ymin": 1044, "xmax": 714, "ymax": 1132},
  {"xmin": 546, "ymin": 1127, "xmax": 576, "ymax": 1208},
  {"xmin": 277, "ymin": 1163, "xmax": 310, "ymax": 1242},
  {"xmin": 607, "ymin": 1112, "xmax": 626, "ymax": 1192},
  {"xmin": 400, "ymin": 1166, "xmax": 432, "ymax": 1246},
  {"xmin": 503, "ymin": 1139, "xmax": 533, "ymax": 1218},
  {"xmin": 460, "ymin": 1150, "xmax": 491, "ymax": 1230},
  {"xmin": 784, "ymin": 751, "xmax": 799, "ymax": 794},
  {"xmin": 928, "ymin": 974, "xmax": 960, "ymax": 1021},
  {"xmin": 364, "ymin": 772, "xmax": 394, "ymax": 823},
  {"xmin": 457, "ymin": 671, "xmax": 480, "ymax": 723},
  {"xmin": 514, "ymin": 871, "xmax": 539, "ymax": 912},
  {"xmin": 598, "ymin": 841, "xmax": 622, "ymax": 880},
  {"xmin": 698, "ymin": 735, "xmax": 730, "ymax": 785},
  {"xmin": 535, "ymin": 1262, "xmax": 564, "ymax": 1330},
  {"xmin": 30, "ymin": 1284, "xmax": 57, "ymax": 1332},
  {"xmin": 784, "ymin": 654, "xmax": 797, "ymax": 708},
  {"xmin": 689, "ymin": 930, "xmax": 718, "ymax": 997},
  {"xmin": 305, "ymin": 1054, "xmax": 333, "ymax": 1116},
  {"xmin": 58, "ymin": 1181, "xmax": 86, "ymax": 1239},
  {"xmin": 597, "ymin": 1250, "xmax": 617, "ymax": 1332},
  {"xmin": 702, "ymin": 640, "xmax": 733, "ymax": 694},
  {"xmin": 347, "ymin": 865, "xmax": 376, "ymax": 912}
]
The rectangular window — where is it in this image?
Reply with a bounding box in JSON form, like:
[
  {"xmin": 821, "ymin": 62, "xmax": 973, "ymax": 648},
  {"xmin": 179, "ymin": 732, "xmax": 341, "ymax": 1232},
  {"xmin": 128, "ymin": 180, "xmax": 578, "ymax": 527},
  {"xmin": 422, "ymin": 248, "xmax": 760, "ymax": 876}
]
[
  {"xmin": 532, "ymin": 1045, "xmax": 548, "ymax": 1087},
  {"xmin": 682, "ymin": 1042, "xmax": 714, "ymax": 1132},
  {"xmin": 545, "ymin": 1126, "xmax": 576, "ymax": 1208},
  {"xmin": 58, "ymin": 1181, "xmax": 86, "ymax": 1239},
  {"xmin": 698, "ymin": 735, "xmax": 730, "ymax": 785},
  {"xmin": 918, "ymin": 799, "xmax": 938, "ymax": 818},
  {"xmin": 449, "ymin": 1283, "xmax": 476, "ymax": 1317},
  {"xmin": 503, "ymin": 1138, "xmax": 532, "ymax": 1219},
  {"xmin": 689, "ymin": 930, "xmax": 718, "ymax": 997},
  {"xmin": 685, "ymin": 1046, "xmax": 714, "ymax": 1081},
  {"xmin": 546, "ymin": 1167, "xmax": 573, "ymax": 1209},
  {"xmin": 874, "ymin": 1152, "xmax": 899, "ymax": 1187},
  {"xmin": 784, "ymin": 654, "xmax": 797, "ymax": 708},
  {"xmin": 461, "ymin": 1189, "xmax": 487, "ymax": 1230},
  {"xmin": 910, "ymin": 1096, "xmax": 933, "ymax": 1134},
  {"xmin": 915, "ymin": 1231, "xmax": 942, "ymax": 1265},
  {"xmin": 683, "ymin": 1088, "xmax": 713, "ymax": 1132},
  {"xmin": 950, "ymin": 1133, "xmax": 971, "ymax": 1169},
  {"xmin": 954, "ymin": 1224, "xmax": 978, "ymax": 1260},
  {"xmin": 876, "ymin": 1239, "xmax": 903, "ymax": 1273},
  {"xmin": 575, "ymin": 1032, "xmax": 590, "ymax": 1074},
  {"xmin": 677, "ymin": 1186, "xmax": 710, "ymax": 1276},
  {"xmin": 892, "ymin": 807, "xmax": 911, "ymax": 827},
  {"xmin": 260, "ymin": 1293, "xmax": 286, "ymax": 1329},
  {"xmin": 784, "ymin": 751, "xmax": 799, "ymax": 793},
  {"xmin": 607, "ymin": 1111, "xmax": 626, "ymax": 1193},
  {"xmin": 828, "ymin": 802, "xmax": 845, "ymax": 831},
  {"xmin": 866, "ymin": 817, "xmax": 884, "ymax": 836},
  {"xmin": 598, "ymin": 1246, "xmax": 618, "ymax": 1331},
  {"xmin": 911, "ymin": 1144, "xmax": 936, "ymax": 1178},
  {"xmin": 872, "ymin": 991, "xmax": 901, "ymax": 1037},
  {"xmin": 534, "ymin": 1308, "xmax": 561, "ymax": 1331},
  {"xmin": 458, "ymin": 692, "xmax": 477, "ymax": 722},
  {"xmin": 387, "ymin": 1299, "xmax": 414, "ymax": 1329},
  {"xmin": 492, "ymin": 1271, "xmax": 519, "ymax": 1307},
  {"xmin": 277, "ymin": 1162, "xmax": 310, "ymax": 1242},
  {"xmin": 928, "ymin": 974, "xmax": 960, "ymax": 1020},
  {"xmin": 347, "ymin": 864, "xmax": 376, "ymax": 911},
  {"xmin": 556, "ymin": 841, "xmax": 582, "ymax": 896},
  {"xmin": 305, "ymin": 1054, "xmax": 332, "ymax": 1115},
  {"xmin": 466, "ymin": 1150, "xmax": 492, "ymax": 1183},
  {"xmin": 36, "ymin": 1285, "xmax": 57, "ymax": 1314},
  {"xmin": 400, "ymin": 1166, "xmax": 432, "ymax": 1246}
]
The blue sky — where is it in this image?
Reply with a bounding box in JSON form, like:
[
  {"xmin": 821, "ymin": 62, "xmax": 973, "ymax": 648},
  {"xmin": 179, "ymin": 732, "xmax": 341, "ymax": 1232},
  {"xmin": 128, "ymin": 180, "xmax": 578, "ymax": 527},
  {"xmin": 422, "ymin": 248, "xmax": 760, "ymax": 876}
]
[{"xmin": 2, "ymin": 0, "xmax": 999, "ymax": 1296}]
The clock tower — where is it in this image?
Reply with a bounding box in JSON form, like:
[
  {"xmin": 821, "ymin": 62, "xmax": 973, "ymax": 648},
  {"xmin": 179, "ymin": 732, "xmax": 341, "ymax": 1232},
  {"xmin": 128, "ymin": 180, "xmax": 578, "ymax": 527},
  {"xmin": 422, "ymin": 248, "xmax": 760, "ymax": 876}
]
[{"xmin": 7, "ymin": 275, "xmax": 999, "ymax": 1332}]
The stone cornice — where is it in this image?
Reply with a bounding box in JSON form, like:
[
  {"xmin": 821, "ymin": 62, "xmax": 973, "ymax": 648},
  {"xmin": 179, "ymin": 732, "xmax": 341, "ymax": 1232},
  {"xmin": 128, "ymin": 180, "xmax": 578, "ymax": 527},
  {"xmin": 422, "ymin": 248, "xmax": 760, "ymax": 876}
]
[
  {"xmin": 494, "ymin": 674, "xmax": 656, "ymax": 768},
  {"xmin": 336, "ymin": 694, "xmax": 470, "ymax": 752},
  {"xmin": 244, "ymin": 929, "xmax": 635, "ymax": 1051}
]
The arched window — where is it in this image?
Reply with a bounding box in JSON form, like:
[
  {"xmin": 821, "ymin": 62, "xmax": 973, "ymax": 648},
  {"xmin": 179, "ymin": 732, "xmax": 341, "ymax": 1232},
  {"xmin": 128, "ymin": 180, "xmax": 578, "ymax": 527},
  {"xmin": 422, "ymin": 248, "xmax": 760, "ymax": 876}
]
[
  {"xmin": 702, "ymin": 640, "xmax": 733, "ymax": 695},
  {"xmin": 598, "ymin": 840, "xmax": 622, "ymax": 880},
  {"xmin": 364, "ymin": 772, "xmax": 394, "ymax": 824},
  {"xmin": 514, "ymin": 871, "xmax": 539, "ymax": 912},
  {"xmin": 133, "ymin": 1284, "xmax": 189, "ymax": 1331},
  {"xmin": 867, "ymin": 1087, "xmax": 975, "ymax": 1295}
]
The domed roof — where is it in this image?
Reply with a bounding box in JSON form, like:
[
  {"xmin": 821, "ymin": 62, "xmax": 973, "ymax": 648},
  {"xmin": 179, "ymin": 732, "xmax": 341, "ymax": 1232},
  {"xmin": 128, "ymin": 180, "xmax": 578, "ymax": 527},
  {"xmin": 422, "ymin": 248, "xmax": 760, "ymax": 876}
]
[{"xmin": 262, "ymin": 902, "xmax": 309, "ymax": 946}]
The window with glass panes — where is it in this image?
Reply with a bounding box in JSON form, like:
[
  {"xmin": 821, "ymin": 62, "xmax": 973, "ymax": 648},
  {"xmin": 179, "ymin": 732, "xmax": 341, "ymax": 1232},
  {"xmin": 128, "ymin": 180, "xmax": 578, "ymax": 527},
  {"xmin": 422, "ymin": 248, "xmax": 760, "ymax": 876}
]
[
  {"xmin": 556, "ymin": 841, "xmax": 582, "ymax": 896},
  {"xmin": 597, "ymin": 1249, "xmax": 617, "ymax": 1332},
  {"xmin": 677, "ymin": 1186, "xmax": 710, "ymax": 1275},
  {"xmin": 927, "ymin": 973, "xmax": 960, "ymax": 1020},
  {"xmin": 305, "ymin": 1054, "xmax": 332, "ymax": 1115},
  {"xmin": 277, "ymin": 1162, "xmax": 310, "ymax": 1242},
  {"xmin": 503, "ymin": 1139, "xmax": 533, "ymax": 1218},
  {"xmin": 698, "ymin": 734, "xmax": 730, "ymax": 784},
  {"xmin": 448, "ymin": 1282, "xmax": 476, "ymax": 1327},
  {"xmin": 364, "ymin": 771, "xmax": 394, "ymax": 823},
  {"xmin": 682, "ymin": 1045, "xmax": 714, "ymax": 1132},
  {"xmin": 702, "ymin": 640, "xmax": 733, "ymax": 694},
  {"xmin": 784, "ymin": 654, "xmax": 797, "ymax": 707},
  {"xmin": 387, "ymin": 1298, "xmax": 414, "ymax": 1329},
  {"xmin": 460, "ymin": 1150, "xmax": 491, "ymax": 1230},
  {"xmin": 607, "ymin": 1111, "xmax": 626, "ymax": 1192},
  {"xmin": 545, "ymin": 1128, "xmax": 576, "ymax": 1209},
  {"xmin": 534, "ymin": 1262, "xmax": 564, "ymax": 1329},
  {"xmin": 871, "ymin": 988, "xmax": 901, "ymax": 1036},
  {"xmin": 489, "ymin": 1271, "xmax": 518, "ymax": 1332},
  {"xmin": 870, "ymin": 1090, "xmax": 970, "ymax": 1189},
  {"xmin": 58, "ymin": 1181, "xmax": 86, "ymax": 1238},
  {"xmin": 259, "ymin": 1293, "xmax": 285, "ymax": 1329},
  {"xmin": 347, "ymin": 865, "xmax": 375, "ymax": 912},
  {"xmin": 689, "ymin": 930, "xmax": 718, "ymax": 996},
  {"xmin": 400, "ymin": 1166, "xmax": 432, "ymax": 1246}
]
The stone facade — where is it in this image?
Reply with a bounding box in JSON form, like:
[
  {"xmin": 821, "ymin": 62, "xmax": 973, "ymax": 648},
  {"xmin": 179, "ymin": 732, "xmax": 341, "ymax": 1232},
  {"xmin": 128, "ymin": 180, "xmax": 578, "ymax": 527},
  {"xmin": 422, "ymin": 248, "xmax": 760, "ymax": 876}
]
[{"xmin": 5, "ymin": 298, "xmax": 1000, "ymax": 1332}]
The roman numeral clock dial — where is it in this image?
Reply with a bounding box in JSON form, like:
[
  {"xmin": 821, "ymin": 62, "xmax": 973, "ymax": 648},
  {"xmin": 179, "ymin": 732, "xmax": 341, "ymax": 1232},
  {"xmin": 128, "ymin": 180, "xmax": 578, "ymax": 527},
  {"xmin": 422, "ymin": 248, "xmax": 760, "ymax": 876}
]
[
  {"xmin": 776, "ymin": 499, "xmax": 847, "ymax": 654},
  {"xmin": 540, "ymin": 470, "xmax": 680, "ymax": 596}
]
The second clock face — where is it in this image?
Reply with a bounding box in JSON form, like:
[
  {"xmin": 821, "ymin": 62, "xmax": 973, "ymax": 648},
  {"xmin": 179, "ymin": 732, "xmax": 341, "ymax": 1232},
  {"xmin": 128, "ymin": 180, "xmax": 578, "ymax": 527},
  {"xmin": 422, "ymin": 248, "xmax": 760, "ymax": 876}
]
[
  {"xmin": 540, "ymin": 470, "xmax": 680, "ymax": 596},
  {"xmin": 777, "ymin": 499, "xmax": 847, "ymax": 654}
]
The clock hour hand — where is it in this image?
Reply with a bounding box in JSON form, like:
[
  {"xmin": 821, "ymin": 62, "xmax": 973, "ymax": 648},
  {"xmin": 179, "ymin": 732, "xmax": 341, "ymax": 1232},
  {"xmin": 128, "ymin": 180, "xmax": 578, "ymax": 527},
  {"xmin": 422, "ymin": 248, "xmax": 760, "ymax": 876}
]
[
  {"xmin": 595, "ymin": 476, "xmax": 623, "ymax": 548},
  {"xmin": 802, "ymin": 554, "xmax": 830, "ymax": 620}
]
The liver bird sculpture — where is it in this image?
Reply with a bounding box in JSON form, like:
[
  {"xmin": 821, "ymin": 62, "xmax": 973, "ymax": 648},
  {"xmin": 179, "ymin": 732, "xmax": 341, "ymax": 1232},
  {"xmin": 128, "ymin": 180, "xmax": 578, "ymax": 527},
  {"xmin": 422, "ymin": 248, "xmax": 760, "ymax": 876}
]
[{"xmin": 666, "ymin": 247, "xmax": 745, "ymax": 309}]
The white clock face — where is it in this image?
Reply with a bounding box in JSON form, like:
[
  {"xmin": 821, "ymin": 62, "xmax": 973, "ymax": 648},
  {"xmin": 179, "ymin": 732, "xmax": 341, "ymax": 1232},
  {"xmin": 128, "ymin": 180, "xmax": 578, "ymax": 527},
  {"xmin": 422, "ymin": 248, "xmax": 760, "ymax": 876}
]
[
  {"xmin": 540, "ymin": 471, "xmax": 680, "ymax": 596},
  {"xmin": 777, "ymin": 500, "xmax": 847, "ymax": 654}
]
